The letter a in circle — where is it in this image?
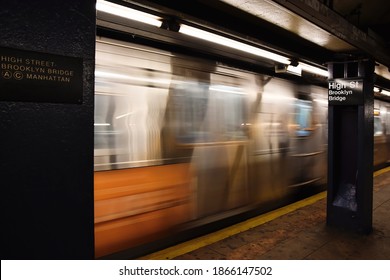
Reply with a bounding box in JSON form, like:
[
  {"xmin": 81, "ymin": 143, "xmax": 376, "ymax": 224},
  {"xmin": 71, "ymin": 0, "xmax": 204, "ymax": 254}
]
[{"xmin": 2, "ymin": 70, "xmax": 12, "ymax": 79}]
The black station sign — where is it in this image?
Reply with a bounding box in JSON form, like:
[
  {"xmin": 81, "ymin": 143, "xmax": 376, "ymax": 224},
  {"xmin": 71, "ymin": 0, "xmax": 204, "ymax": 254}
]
[
  {"xmin": 328, "ymin": 79, "xmax": 364, "ymax": 105},
  {"xmin": 0, "ymin": 47, "xmax": 83, "ymax": 104}
]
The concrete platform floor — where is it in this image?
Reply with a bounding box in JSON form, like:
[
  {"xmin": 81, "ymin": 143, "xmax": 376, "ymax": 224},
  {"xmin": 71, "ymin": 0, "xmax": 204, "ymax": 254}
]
[{"xmin": 172, "ymin": 169, "xmax": 390, "ymax": 260}]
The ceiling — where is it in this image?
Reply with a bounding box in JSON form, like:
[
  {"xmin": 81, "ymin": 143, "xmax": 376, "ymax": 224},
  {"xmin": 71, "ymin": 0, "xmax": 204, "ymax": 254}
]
[
  {"xmin": 332, "ymin": 0, "xmax": 390, "ymax": 44},
  {"xmin": 333, "ymin": 0, "xmax": 390, "ymax": 84},
  {"xmin": 218, "ymin": 0, "xmax": 390, "ymax": 60},
  {"xmin": 127, "ymin": 0, "xmax": 390, "ymax": 82},
  {"xmin": 217, "ymin": 0, "xmax": 390, "ymax": 80}
]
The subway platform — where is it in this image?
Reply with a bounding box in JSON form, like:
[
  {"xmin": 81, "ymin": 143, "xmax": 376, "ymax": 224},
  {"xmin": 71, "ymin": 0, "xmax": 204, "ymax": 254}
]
[{"xmin": 140, "ymin": 167, "xmax": 390, "ymax": 260}]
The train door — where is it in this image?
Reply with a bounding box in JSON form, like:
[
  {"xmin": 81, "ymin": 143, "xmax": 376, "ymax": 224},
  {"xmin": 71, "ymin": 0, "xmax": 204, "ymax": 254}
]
[
  {"xmin": 94, "ymin": 39, "xmax": 194, "ymax": 258},
  {"xmin": 288, "ymin": 87, "xmax": 326, "ymax": 190},
  {"xmin": 386, "ymin": 106, "xmax": 390, "ymax": 162},
  {"xmin": 374, "ymin": 105, "xmax": 390, "ymax": 167}
]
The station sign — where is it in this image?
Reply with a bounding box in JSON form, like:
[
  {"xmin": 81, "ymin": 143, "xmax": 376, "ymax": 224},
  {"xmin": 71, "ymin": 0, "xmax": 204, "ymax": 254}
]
[
  {"xmin": 328, "ymin": 79, "xmax": 363, "ymax": 105},
  {"xmin": 0, "ymin": 47, "xmax": 83, "ymax": 104}
]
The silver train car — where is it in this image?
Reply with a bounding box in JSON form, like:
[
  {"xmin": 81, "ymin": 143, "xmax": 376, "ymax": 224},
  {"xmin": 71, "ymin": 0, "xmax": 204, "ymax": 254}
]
[{"xmin": 94, "ymin": 37, "xmax": 390, "ymax": 258}]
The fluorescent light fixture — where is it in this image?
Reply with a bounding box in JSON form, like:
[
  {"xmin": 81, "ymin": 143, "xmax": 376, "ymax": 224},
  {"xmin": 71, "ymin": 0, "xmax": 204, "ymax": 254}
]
[
  {"xmin": 96, "ymin": 0, "xmax": 328, "ymax": 78},
  {"xmin": 374, "ymin": 87, "xmax": 390, "ymax": 96},
  {"xmin": 300, "ymin": 62, "xmax": 328, "ymax": 77},
  {"xmin": 381, "ymin": 89, "xmax": 390, "ymax": 96},
  {"xmin": 96, "ymin": 0, "xmax": 161, "ymax": 27},
  {"xmin": 180, "ymin": 24, "xmax": 328, "ymax": 77},
  {"xmin": 275, "ymin": 64, "xmax": 302, "ymax": 76},
  {"xmin": 179, "ymin": 24, "xmax": 291, "ymax": 65},
  {"xmin": 94, "ymin": 123, "xmax": 111, "ymax": 126},
  {"xmin": 287, "ymin": 65, "xmax": 302, "ymax": 76}
]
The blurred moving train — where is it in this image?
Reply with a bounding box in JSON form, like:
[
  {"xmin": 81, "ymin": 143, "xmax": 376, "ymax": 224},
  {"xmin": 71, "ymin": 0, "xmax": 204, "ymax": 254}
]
[{"xmin": 94, "ymin": 37, "xmax": 390, "ymax": 258}]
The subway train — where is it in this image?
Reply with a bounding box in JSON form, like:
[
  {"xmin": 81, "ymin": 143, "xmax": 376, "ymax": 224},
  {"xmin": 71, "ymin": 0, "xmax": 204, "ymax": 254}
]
[{"xmin": 93, "ymin": 36, "xmax": 390, "ymax": 258}]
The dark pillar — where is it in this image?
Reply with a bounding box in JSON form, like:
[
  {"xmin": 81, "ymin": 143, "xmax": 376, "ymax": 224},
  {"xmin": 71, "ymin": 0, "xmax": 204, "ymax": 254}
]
[
  {"xmin": 327, "ymin": 60, "xmax": 375, "ymax": 233},
  {"xmin": 0, "ymin": 0, "xmax": 95, "ymax": 259}
]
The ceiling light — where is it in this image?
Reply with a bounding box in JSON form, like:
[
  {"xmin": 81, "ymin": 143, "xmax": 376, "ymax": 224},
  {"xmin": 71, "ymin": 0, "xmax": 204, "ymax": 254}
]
[
  {"xmin": 300, "ymin": 62, "xmax": 328, "ymax": 77},
  {"xmin": 381, "ymin": 89, "xmax": 390, "ymax": 96},
  {"xmin": 374, "ymin": 87, "xmax": 390, "ymax": 96},
  {"xmin": 96, "ymin": 1, "xmax": 328, "ymax": 78},
  {"xmin": 179, "ymin": 24, "xmax": 291, "ymax": 65},
  {"xmin": 275, "ymin": 64, "xmax": 302, "ymax": 76},
  {"xmin": 96, "ymin": 0, "xmax": 162, "ymax": 27}
]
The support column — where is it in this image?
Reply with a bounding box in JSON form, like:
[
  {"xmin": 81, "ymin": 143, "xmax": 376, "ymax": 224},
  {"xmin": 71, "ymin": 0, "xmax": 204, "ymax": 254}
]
[
  {"xmin": 0, "ymin": 0, "xmax": 95, "ymax": 259},
  {"xmin": 327, "ymin": 60, "xmax": 375, "ymax": 233}
]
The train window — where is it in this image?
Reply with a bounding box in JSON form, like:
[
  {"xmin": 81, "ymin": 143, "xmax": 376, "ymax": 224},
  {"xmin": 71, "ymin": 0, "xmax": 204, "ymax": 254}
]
[
  {"xmin": 295, "ymin": 99, "xmax": 313, "ymax": 136},
  {"xmin": 386, "ymin": 106, "xmax": 390, "ymax": 136},
  {"xmin": 171, "ymin": 81, "xmax": 210, "ymax": 143},
  {"xmin": 94, "ymin": 39, "xmax": 249, "ymax": 170},
  {"xmin": 209, "ymin": 85, "xmax": 247, "ymax": 141},
  {"xmin": 94, "ymin": 95, "xmax": 119, "ymax": 151},
  {"xmin": 171, "ymin": 82, "xmax": 247, "ymax": 143},
  {"xmin": 374, "ymin": 116, "xmax": 384, "ymax": 136}
]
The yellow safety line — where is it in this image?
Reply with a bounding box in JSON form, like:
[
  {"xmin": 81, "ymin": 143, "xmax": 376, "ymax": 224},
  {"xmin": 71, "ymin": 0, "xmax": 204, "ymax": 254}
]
[
  {"xmin": 139, "ymin": 191, "xmax": 326, "ymax": 260},
  {"xmin": 374, "ymin": 166, "xmax": 390, "ymax": 177},
  {"xmin": 139, "ymin": 166, "xmax": 390, "ymax": 260}
]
